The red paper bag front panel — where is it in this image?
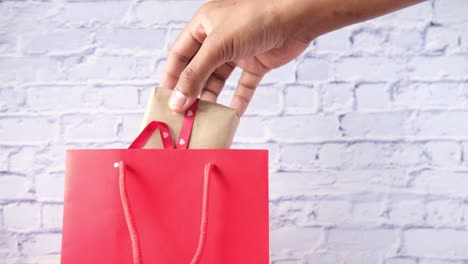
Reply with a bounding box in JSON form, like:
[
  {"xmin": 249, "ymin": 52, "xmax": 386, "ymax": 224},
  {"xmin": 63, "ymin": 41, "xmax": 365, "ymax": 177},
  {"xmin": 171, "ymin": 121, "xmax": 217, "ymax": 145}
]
[{"xmin": 61, "ymin": 149, "xmax": 269, "ymax": 264}]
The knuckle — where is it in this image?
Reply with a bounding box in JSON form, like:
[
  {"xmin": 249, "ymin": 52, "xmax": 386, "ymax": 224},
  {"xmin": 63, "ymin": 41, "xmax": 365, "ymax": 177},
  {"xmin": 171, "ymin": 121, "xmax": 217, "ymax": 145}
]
[
  {"xmin": 212, "ymin": 71, "xmax": 227, "ymax": 83},
  {"xmin": 208, "ymin": 35, "xmax": 236, "ymax": 62},
  {"xmin": 169, "ymin": 48, "xmax": 190, "ymax": 64},
  {"xmin": 222, "ymin": 37, "xmax": 236, "ymax": 61},
  {"xmin": 234, "ymin": 94, "xmax": 251, "ymax": 105},
  {"xmin": 180, "ymin": 66, "xmax": 199, "ymax": 84},
  {"xmin": 238, "ymin": 80, "xmax": 257, "ymax": 91}
]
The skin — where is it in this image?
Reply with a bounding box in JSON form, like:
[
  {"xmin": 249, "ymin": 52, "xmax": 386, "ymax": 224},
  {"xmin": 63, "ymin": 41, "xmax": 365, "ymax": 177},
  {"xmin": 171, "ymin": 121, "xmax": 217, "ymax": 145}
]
[{"xmin": 161, "ymin": 0, "xmax": 424, "ymax": 116}]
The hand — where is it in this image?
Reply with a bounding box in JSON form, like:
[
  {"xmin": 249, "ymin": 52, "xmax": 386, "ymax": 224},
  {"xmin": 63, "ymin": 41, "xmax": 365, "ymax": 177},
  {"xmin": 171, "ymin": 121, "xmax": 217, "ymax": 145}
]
[
  {"xmin": 161, "ymin": 0, "xmax": 309, "ymax": 116},
  {"xmin": 161, "ymin": 0, "xmax": 423, "ymax": 116}
]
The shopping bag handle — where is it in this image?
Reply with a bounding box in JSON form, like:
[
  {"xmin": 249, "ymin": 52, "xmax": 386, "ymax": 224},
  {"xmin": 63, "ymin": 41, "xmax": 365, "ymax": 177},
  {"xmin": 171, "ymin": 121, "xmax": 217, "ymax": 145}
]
[
  {"xmin": 129, "ymin": 99, "xmax": 200, "ymax": 150},
  {"xmin": 116, "ymin": 161, "xmax": 215, "ymax": 264}
]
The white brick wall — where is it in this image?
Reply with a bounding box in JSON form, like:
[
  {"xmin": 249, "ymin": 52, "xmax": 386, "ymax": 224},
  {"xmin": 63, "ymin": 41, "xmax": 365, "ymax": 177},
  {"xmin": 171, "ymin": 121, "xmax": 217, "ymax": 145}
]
[{"xmin": 1, "ymin": 0, "xmax": 467, "ymax": 263}]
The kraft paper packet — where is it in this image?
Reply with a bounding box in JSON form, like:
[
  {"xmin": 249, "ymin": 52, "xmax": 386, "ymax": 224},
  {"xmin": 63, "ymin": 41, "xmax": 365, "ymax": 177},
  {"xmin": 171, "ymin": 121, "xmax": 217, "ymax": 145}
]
[{"xmin": 140, "ymin": 87, "xmax": 240, "ymax": 149}]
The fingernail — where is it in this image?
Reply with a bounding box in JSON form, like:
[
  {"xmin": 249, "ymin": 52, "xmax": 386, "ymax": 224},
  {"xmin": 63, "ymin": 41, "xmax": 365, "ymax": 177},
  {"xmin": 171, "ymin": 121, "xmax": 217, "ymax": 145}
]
[{"xmin": 169, "ymin": 89, "xmax": 187, "ymax": 110}]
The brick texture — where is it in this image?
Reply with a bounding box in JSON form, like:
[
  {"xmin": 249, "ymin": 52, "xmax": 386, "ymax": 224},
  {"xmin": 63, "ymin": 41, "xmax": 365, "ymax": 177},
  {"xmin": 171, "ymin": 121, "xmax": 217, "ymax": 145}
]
[{"xmin": 1, "ymin": 0, "xmax": 467, "ymax": 263}]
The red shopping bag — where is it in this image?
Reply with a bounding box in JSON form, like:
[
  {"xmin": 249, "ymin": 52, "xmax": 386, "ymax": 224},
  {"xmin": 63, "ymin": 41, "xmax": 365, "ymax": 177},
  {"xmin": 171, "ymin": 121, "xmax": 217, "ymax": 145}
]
[{"xmin": 61, "ymin": 99, "xmax": 269, "ymax": 264}]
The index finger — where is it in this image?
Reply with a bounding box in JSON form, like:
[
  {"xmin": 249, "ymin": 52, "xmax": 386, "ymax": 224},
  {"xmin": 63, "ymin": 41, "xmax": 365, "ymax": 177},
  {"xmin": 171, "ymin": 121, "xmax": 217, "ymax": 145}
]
[
  {"xmin": 231, "ymin": 70, "xmax": 264, "ymax": 116},
  {"xmin": 160, "ymin": 21, "xmax": 207, "ymax": 89}
]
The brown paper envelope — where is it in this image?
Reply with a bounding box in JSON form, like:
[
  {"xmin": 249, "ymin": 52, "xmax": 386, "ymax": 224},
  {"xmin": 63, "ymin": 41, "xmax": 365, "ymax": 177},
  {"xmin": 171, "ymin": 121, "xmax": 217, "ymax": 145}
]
[{"xmin": 140, "ymin": 87, "xmax": 240, "ymax": 149}]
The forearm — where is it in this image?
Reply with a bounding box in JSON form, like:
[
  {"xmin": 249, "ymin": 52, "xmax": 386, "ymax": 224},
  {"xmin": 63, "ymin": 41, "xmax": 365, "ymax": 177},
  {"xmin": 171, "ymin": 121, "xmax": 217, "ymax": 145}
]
[{"xmin": 277, "ymin": 0, "xmax": 425, "ymax": 43}]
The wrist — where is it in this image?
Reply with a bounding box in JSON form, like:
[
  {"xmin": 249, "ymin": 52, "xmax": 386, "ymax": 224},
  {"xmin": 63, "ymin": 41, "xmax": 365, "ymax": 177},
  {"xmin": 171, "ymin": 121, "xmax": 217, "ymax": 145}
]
[
  {"xmin": 275, "ymin": 0, "xmax": 425, "ymax": 43},
  {"xmin": 273, "ymin": 0, "xmax": 338, "ymax": 44}
]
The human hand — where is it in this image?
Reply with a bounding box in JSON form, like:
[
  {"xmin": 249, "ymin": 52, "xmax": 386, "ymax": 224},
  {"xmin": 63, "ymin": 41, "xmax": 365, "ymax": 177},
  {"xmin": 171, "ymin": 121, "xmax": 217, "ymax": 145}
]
[
  {"xmin": 160, "ymin": 0, "xmax": 309, "ymax": 116},
  {"xmin": 161, "ymin": 0, "xmax": 423, "ymax": 116}
]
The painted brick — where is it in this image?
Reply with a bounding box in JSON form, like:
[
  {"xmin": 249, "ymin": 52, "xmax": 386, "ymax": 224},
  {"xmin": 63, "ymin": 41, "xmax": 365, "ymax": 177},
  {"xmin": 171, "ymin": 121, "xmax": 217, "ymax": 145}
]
[
  {"xmin": 297, "ymin": 58, "xmax": 331, "ymax": 81},
  {"xmin": 403, "ymin": 229, "xmax": 468, "ymax": 259},
  {"xmin": 311, "ymin": 200, "xmax": 353, "ymax": 224},
  {"xmin": 420, "ymin": 260, "xmax": 464, "ymax": 264},
  {"xmin": 22, "ymin": 255, "xmax": 61, "ymax": 264},
  {"xmin": 0, "ymin": 232, "xmax": 20, "ymax": 257},
  {"xmin": 340, "ymin": 252, "xmax": 380, "ymax": 264},
  {"xmin": 349, "ymin": 142, "xmax": 426, "ymax": 168},
  {"xmin": 243, "ymin": 85, "xmax": 282, "ymax": 115},
  {"xmin": 0, "ymin": 87, "xmax": 26, "ymax": 112},
  {"xmin": 386, "ymin": 29, "xmax": 424, "ymax": 54},
  {"xmin": 3, "ymin": 203, "xmax": 41, "ymax": 232},
  {"xmin": 1, "ymin": 0, "xmax": 467, "ymax": 262},
  {"xmin": 35, "ymin": 172, "xmax": 64, "ymax": 202},
  {"xmin": 96, "ymin": 28, "xmax": 166, "ymax": 51},
  {"xmin": 412, "ymin": 111, "xmax": 468, "ymax": 137},
  {"xmin": 270, "ymin": 200, "xmax": 311, "ymax": 230},
  {"xmin": 65, "ymin": 55, "xmax": 155, "ymax": 81},
  {"xmin": 314, "ymin": 29, "xmax": 352, "ymax": 53},
  {"xmin": 352, "ymin": 201, "xmax": 385, "ymax": 224},
  {"xmin": 95, "ymin": 86, "xmax": 141, "ymax": 110},
  {"xmin": 21, "ymin": 233, "xmax": 62, "ymax": 256},
  {"xmin": 304, "ymin": 253, "xmax": 342, "ymax": 264},
  {"xmin": 393, "ymin": 82, "xmax": 463, "ymax": 109},
  {"xmin": 339, "ymin": 111, "xmax": 411, "ymax": 138},
  {"xmin": 355, "ymin": 83, "xmax": 391, "ymax": 110},
  {"xmin": 62, "ymin": 114, "xmax": 119, "ymax": 141},
  {"xmin": 133, "ymin": 1, "xmax": 201, "ymax": 25},
  {"xmin": 0, "ymin": 147, "xmax": 14, "ymax": 171},
  {"xmin": 269, "ymin": 171, "xmax": 335, "ymax": 199},
  {"xmin": 433, "ymin": 0, "xmax": 468, "ymax": 24},
  {"xmin": 335, "ymin": 169, "xmax": 410, "ymax": 189},
  {"xmin": 351, "ymin": 28, "xmax": 389, "ymax": 54},
  {"xmin": 55, "ymin": 2, "xmax": 130, "ymax": 27},
  {"xmin": 270, "ymin": 227, "xmax": 321, "ymax": 253},
  {"xmin": 423, "ymin": 141, "xmax": 461, "ymax": 167},
  {"xmin": 408, "ymin": 56, "xmax": 468, "ymax": 81},
  {"xmin": 425, "ymin": 199, "xmax": 463, "ymax": 227},
  {"xmin": 0, "ymin": 57, "xmax": 63, "ymax": 83},
  {"xmin": 321, "ymin": 82, "xmax": 354, "ymax": 112},
  {"xmin": 327, "ymin": 228, "xmax": 397, "ymax": 252},
  {"xmin": 234, "ymin": 116, "xmax": 268, "ymax": 142},
  {"xmin": 270, "ymin": 115, "xmax": 340, "ymax": 141},
  {"xmin": 26, "ymin": 86, "xmax": 86, "ymax": 111},
  {"xmin": 410, "ymin": 169, "xmax": 468, "ymax": 196},
  {"xmin": 385, "ymin": 258, "xmax": 418, "ymax": 264},
  {"xmin": 21, "ymin": 29, "xmax": 94, "ymax": 54},
  {"xmin": 0, "ymin": 175, "xmax": 34, "ymax": 201},
  {"xmin": 335, "ymin": 57, "xmax": 404, "ymax": 81},
  {"xmin": 41, "ymin": 204, "xmax": 63, "ymax": 230},
  {"xmin": 283, "ymin": 85, "xmax": 318, "ymax": 114},
  {"xmin": 0, "ymin": 117, "xmax": 56, "ymax": 143},
  {"xmin": 8, "ymin": 146, "xmax": 45, "ymax": 174},
  {"xmin": 463, "ymin": 201, "xmax": 468, "ymax": 229},
  {"xmin": 263, "ymin": 61, "xmax": 296, "ymax": 84},
  {"xmin": 279, "ymin": 144, "xmax": 321, "ymax": 170},
  {"xmin": 317, "ymin": 143, "xmax": 352, "ymax": 169},
  {"xmin": 461, "ymin": 27, "xmax": 468, "ymax": 51},
  {"xmin": 388, "ymin": 199, "xmax": 426, "ymax": 226},
  {"xmin": 425, "ymin": 26, "xmax": 460, "ymax": 52}
]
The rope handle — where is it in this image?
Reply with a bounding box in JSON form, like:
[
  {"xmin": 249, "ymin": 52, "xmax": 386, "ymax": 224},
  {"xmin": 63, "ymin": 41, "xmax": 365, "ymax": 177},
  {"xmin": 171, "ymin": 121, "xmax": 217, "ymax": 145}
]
[
  {"xmin": 118, "ymin": 161, "xmax": 143, "ymax": 264},
  {"xmin": 116, "ymin": 161, "xmax": 215, "ymax": 264}
]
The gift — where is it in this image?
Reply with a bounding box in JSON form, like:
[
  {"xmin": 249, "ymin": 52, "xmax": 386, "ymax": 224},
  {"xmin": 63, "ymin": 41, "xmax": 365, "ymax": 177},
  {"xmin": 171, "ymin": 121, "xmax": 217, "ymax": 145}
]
[
  {"xmin": 140, "ymin": 87, "xmax": 239, "ymax": 149},
  {"xmin": 61, "ymin": 99, "xmax": 269, "ymax": 263}
]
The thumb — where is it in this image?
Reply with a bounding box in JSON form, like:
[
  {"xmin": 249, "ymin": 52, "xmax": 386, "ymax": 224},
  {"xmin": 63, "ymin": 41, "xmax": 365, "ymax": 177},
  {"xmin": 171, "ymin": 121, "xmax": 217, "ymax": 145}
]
[{"xmin": 169, "ymin": 36, "xmax": 227, "ymax": 112}]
